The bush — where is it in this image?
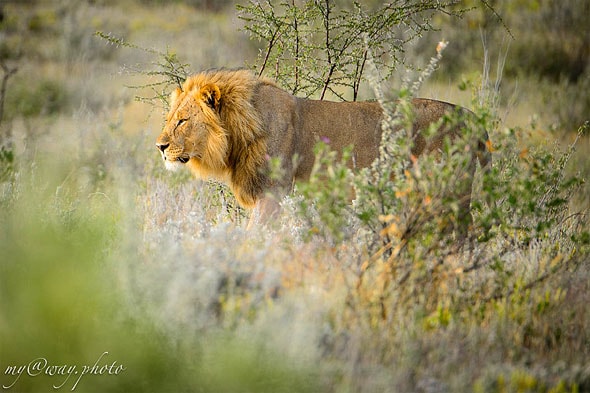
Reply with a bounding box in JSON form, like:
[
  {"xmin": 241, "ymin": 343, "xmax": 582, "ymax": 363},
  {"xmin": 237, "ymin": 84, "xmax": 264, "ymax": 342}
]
[
  {"xmin": 294, "ymin": 74, "xmax": 588, "ymax": 313},
  {"xmin": 292, "ymin": 99, "xmax": 589, "ymax": 392},
  {"xmin": 0, "ymin": 145, "xmax": 14, "ymax": 182},
  {"xmin": 6, "ymin": 77, "xmax": 68, "ymax": 119},
  {"xmin": 237, "ymin": 0, "xmax": 493, "ymax": 100}
]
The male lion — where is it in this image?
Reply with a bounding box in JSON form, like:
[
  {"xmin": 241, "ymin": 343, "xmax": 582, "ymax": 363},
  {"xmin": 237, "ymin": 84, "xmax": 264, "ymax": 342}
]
[{"xmin": 156, "ymin": 69, "xmax": 491, "ymax": 229}]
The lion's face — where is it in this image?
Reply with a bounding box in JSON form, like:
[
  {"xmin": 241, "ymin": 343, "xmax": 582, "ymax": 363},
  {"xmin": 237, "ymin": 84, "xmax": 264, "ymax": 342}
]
[{"xmin": 156, "ymin": 84, "xmax": 227, "ymax": 173}]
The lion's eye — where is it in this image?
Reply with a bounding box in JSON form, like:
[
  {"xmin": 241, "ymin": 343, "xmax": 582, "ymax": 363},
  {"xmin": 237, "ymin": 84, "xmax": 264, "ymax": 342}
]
[{"xmin": 176, "ymin": 119, "xmax": 187, "ymax": 127}]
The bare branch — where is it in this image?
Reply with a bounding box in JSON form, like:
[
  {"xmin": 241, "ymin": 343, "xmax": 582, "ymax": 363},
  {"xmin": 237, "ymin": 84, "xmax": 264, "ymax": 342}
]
[{"xmin": 0, "ymin": 60, "xmax": 18, "ymax": 128}]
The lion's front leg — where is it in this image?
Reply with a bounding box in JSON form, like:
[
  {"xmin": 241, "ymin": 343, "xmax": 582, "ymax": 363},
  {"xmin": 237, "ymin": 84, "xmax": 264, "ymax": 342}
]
[{"xmin": 247, "ymin": 196, "xmax": 282, "ymax": 230}]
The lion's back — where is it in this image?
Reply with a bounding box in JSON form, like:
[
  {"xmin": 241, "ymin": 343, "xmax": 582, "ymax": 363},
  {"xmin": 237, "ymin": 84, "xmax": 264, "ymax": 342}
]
[{"xmin": 252, "ymin": 85, "xmax": 385, "ymax": 179}]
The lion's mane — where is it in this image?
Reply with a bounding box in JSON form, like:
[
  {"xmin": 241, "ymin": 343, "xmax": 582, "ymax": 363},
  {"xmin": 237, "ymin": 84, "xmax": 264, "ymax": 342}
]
[{"xmin": 177, "ymin": 69, "xmax": 271, "ymax": 207}]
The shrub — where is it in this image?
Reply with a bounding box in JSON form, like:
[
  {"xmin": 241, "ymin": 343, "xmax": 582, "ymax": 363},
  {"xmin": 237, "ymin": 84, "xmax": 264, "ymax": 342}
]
[
  {"xmin": 237, "ymin": 0, "xmax": 489, "ymax": 100},
  {"xmin": 6, "ymin": 77, "xmax": 68, "ymax": 119},
  {"xmin": 95, "ymin": 31, "xmax": 191, "ymax": 109},
  {"xmin": 0, "ymin": 145, "xmax": 13, "ymax": 182}
]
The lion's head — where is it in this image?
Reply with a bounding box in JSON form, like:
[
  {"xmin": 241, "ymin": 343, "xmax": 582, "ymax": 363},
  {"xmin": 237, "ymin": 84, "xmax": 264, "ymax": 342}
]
[
  {"xmin": 156, "ymin": 70, "xmax": 270, "ymax": 207},
  {"xmin": 156, "ymin": 82, "xmax": 228, "ymax": 175}
]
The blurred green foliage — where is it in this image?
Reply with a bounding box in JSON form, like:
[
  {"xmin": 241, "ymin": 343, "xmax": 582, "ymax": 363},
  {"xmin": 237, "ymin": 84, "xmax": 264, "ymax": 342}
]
[
  {"xmin": 5, "ymin": 78, "xmax": 68, "ymax": 119},
  {"xmin": 0, "ymin": 164, "xmax": 319, "ymax": 392},
  {"xmin": 0, "ymin": 146, "xmax": 13, "ymax": 181}
]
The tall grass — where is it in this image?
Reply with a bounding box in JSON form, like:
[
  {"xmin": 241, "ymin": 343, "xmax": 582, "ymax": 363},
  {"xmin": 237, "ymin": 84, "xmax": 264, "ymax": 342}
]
[{"xmin": 0, "ymin": 113, "xmax": 321, "ymax": 393}]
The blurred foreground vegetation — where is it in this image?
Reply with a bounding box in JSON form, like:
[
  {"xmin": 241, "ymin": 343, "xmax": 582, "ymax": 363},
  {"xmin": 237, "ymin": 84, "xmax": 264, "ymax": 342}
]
[{"xmin": 1, "ymin": 1, "xmax": 589, "ymax": 392}]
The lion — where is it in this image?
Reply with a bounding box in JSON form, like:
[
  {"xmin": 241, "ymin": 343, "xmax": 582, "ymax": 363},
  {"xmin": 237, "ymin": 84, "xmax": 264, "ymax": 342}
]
[{"xmin": 156, "ymin": 68, "xmax": 491, "ymax": 229}]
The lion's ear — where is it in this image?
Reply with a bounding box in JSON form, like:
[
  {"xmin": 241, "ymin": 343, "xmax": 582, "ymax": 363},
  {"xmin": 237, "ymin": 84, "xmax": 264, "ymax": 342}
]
[
  {"xmin": 170, "ymin": 87, "xmax": 182, "ymax": 104},
  {"xmin": 199, "ymin": 83, "xmax": 221, "ymax": 111}
]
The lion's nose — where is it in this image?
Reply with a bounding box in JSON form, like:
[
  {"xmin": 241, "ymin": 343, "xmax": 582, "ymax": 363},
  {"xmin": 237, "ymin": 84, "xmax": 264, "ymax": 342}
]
[{"xmin": 156, "ymin": 143, "xmax": 169, "ymax": 153}]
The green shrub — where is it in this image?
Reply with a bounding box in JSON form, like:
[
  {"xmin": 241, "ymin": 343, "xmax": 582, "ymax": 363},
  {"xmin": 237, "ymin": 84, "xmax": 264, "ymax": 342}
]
[
  {"xmin": 238, "ymin": 0, "xmax": 493, "ymax": 100},
  {"xmin": 95, "ymin": 31, "xmax": 191, "ymax": 109},
  {"xmin": 0, "ymin": 145, "xmax": 14, "ymax": 182},
  {"xmin": 294, "ymin": 141, "xmax": 355, "ymax": 243},
  {"xmin": 6, "ymin": 78, "xmax": 68, "ymax": 119}
]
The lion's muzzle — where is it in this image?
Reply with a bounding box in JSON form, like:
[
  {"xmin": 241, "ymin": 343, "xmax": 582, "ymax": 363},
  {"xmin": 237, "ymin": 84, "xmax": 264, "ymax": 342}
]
[
  {"xmin": 156, "ymin": 142, "xmax": 171, "ymax": 162},
  {"xmin": 156, "ymin": 142, "xmax": 189, "ymax": 171},
  {"xmin": 156, "ymin": 142, "xmax": 169, "ymax": 153}
]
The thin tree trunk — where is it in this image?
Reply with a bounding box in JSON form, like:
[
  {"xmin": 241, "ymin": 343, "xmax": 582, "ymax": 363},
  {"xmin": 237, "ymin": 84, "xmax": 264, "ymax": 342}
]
[{"xmin": 0, "ymin": 61, "xmax": 18, "ymax": 145}]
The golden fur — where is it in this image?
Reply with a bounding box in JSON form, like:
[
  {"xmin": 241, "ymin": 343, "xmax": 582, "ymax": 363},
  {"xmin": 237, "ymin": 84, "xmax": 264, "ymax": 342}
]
[
  {"xmin": 156, "ymin": 69, "xmax": 491, "ymax": 225},
  {"xmin": 156, "ymin": 70, "xmax": 269, "ymax": 207}
]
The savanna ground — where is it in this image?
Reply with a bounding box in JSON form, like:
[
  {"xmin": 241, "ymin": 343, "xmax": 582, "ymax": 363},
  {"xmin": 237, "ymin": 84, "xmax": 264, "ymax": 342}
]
[{"xmin": 1, "ymin": 1, "xmax": 589, "ymax": 392}]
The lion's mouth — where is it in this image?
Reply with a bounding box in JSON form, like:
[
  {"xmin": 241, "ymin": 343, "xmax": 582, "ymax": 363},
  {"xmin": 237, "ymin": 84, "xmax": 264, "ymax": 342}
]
[{"xmin": 177, "ymin": 156, "xmax": 189, "ymax": 163}]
